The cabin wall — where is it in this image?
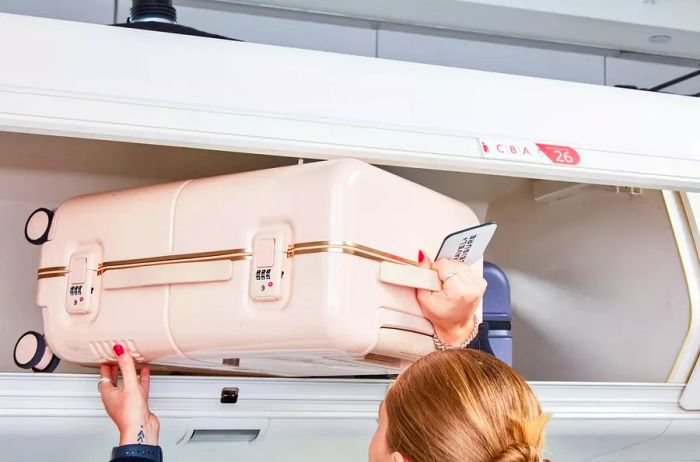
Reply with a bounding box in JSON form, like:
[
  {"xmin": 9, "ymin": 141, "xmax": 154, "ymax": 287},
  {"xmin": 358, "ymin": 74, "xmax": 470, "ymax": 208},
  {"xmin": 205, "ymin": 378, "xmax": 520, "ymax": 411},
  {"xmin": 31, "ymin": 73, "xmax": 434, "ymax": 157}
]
[{"xmin": 486, "ymin": 187, "xmax": 690, "ymax": 382}]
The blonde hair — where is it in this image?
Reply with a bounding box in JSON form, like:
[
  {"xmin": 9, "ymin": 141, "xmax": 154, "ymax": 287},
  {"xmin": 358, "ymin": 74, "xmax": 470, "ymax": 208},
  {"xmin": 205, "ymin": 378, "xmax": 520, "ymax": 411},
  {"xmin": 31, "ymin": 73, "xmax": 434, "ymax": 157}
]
[{"xmin": 385, "ymin": 349, "xmax": 550, "ymax": 462}]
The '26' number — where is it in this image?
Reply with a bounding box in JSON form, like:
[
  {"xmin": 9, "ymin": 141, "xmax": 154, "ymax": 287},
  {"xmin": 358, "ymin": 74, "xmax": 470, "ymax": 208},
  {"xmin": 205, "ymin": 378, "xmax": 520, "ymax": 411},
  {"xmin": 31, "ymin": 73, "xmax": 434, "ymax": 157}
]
[{"xmin": 554, "ymin": 149, "xmax": 575, "ymax": 164}]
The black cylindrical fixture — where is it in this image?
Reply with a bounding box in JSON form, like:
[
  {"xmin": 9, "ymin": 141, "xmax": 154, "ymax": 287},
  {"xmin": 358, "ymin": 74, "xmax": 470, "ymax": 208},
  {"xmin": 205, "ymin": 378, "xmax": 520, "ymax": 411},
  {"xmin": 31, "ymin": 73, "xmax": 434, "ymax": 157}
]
[
  {"xmin": 113, "ymin": 0, "xmax": 239, "ymax": 40},
  {"xmin": 129, "ymin": 0, "xmax": 177, "ymax": 24}
]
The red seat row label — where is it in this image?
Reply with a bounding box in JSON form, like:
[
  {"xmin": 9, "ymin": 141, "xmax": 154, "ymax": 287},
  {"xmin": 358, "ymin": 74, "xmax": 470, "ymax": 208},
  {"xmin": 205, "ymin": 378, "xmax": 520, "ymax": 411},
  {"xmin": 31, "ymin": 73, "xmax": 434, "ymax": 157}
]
[{"xmin": 479, "ymin": 138, "xmax": 581, "ymax": 166}]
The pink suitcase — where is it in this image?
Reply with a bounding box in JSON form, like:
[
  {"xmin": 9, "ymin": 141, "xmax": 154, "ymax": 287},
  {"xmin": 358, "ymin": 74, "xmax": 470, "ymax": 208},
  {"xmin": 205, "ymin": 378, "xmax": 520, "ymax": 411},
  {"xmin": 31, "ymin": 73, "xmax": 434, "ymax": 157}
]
[{"xmin": 24, "ymin": 159, "xmax": 481, "ymax": 376}]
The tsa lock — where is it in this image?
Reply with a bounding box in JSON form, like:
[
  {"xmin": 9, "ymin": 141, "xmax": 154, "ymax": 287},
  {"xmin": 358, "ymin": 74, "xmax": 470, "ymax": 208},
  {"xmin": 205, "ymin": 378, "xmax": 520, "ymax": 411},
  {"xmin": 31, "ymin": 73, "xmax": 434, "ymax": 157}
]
[
  {"xmin": 249, "ymin": 231, "xmax": 287, "ymax": 301},
  {"xmin": 65, "ymin": 252, "xmax": 99, "ymax": 314}
]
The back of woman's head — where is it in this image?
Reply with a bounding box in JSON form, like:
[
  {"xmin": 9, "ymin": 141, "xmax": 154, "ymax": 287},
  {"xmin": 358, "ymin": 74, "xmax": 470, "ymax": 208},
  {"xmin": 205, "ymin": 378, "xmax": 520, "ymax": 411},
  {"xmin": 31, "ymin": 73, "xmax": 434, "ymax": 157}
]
[{"xmin": 384, "ymin": 349, "xmax": 549, "ymax": 462}]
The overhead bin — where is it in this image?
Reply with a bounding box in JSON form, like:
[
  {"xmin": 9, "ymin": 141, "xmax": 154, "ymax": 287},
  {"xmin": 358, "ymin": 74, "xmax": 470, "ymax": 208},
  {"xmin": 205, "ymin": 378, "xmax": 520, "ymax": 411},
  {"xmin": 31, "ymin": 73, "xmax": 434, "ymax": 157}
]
[
  {"xmin": 0, "ymin": 13, "xmax": 699, "ymax": 191},
  {"xmin": 2, "ymin": 132, "xmax": 698, "ymax": 410},
  {"xmin": 0, "ymin": 12, "xmax": 699, "ymax": 462}
]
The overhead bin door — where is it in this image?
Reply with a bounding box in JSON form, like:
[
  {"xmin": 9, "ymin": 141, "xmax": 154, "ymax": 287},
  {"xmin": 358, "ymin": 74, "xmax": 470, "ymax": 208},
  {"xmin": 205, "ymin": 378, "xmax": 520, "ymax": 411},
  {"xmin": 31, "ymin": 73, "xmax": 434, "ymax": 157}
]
[{"xmin": 1, "ymin": 14, "xmax": 700, "ymax": 191}]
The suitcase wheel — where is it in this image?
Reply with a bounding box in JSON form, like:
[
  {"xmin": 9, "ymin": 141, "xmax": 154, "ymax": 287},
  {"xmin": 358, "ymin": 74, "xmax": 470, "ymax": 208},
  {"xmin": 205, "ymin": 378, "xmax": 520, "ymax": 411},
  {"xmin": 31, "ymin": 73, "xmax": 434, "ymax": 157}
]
[
  {"xmin": 13, "ymin": 331, "xmax": 60, "ymax": 373},
  {"xmin": 24, "ymin": 208, "xmax": 54, "ymax": 245}
]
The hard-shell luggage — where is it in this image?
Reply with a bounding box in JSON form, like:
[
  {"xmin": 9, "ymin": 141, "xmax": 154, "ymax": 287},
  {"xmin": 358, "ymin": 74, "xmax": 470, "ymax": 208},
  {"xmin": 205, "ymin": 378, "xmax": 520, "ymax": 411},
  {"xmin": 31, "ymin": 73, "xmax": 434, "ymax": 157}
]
[{"xmin": 29, "ymin": 159, "xmax": 482, "ymax": 376}]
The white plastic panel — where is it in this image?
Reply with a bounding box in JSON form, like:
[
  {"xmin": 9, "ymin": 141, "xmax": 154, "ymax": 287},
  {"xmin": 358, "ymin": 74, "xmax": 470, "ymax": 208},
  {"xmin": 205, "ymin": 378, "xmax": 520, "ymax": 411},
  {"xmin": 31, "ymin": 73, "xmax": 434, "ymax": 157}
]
[
  {"xmin": 0, "ymin": 374, "xmax": 694, "ymax": 462},
  {"xmin": 0, "ymin": 415, "xmax": 376, "ymax": 462},
  {"xmin": 116, "ymin": 1, "xmax": 376, "ymax": 56},
  {"xmin": 533, "ymin": 382, "xmax": 685, "ymax": 461},
  {"xmin": 377, "ymin": 28, "xmax": 605, "ymax": 84},
  {"xmin": 1, "ymin": 14, "xmax": 698, "ymax": 190},
  {"xmin": 0, "ymin": 0, "xmax": 113, "ymax": 23},
  {"xmin": 585, "ymin": 418, "xmax": 700, "ymax": 461},
  {"xmin": 546, "ymin": 420, "xmax": 670, "ymax": 462},
  {"xmin": 0, "ymin": 374, "xmax": 384, "ymax": 462}
]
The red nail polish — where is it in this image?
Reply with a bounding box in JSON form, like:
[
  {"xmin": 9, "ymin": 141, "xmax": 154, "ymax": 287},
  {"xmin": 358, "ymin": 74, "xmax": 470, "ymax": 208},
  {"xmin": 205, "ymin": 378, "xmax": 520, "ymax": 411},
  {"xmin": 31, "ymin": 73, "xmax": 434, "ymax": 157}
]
[
  {"xmin": 418, "ymin": 250, "xmax": 425, "ymax": 263},
  {"xmin": 113, "ymin": 344, "xmax": 124, "ymax": 357}
]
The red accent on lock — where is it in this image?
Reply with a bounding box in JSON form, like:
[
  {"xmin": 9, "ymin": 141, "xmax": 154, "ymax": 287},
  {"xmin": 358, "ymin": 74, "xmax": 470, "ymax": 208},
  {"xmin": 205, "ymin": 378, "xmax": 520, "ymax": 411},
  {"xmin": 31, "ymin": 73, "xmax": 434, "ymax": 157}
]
[
  {"xmin": 536, "ymin": 144, "xmax": 581, "ymax": 165},
  {"xmin": 268, "ymin": 282, "xmax": 273, "ymax": 287}
]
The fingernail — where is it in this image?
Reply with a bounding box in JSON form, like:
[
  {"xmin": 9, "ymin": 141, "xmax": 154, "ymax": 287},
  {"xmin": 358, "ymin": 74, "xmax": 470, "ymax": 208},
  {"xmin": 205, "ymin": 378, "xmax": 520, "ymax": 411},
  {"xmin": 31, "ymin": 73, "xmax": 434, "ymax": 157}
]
[
  {"xmin": 418, "ymin": 250, "xmax": 425, "ymax": 263},
  {"xmin": 113, "ymin": 344, "xmax": 124, "ymax": 357}
]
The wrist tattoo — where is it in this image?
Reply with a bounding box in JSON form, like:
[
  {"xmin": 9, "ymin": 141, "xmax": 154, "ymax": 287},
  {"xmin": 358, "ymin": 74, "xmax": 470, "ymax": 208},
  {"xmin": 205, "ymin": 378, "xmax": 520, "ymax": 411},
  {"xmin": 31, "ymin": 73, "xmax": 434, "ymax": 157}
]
[{"xmin": 137, "ymin": 425, "xmax": 145, "ymax": 444}]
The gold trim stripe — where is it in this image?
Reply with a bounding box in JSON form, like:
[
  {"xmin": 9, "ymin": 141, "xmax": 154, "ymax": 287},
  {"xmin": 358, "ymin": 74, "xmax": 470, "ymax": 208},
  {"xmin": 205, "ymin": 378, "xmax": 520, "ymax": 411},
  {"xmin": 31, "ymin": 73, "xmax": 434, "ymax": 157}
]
[
  {"xmin": 289, "ymin": 241, "xmax": 417, "ymax": 266},
  {"xmin": 37, "ymin": 269, "xmax": 69, "ymax": 280},
  {"xmin": 37, "ymin": 241, "xmax": 418, "ymax": 280},
  {"xmin": 40, "ymin": 266, "xmax": 70, "ymax": 272},
  {"xmin": 98, "ymin": 248, "xmax": 252, "ymax": 275}
]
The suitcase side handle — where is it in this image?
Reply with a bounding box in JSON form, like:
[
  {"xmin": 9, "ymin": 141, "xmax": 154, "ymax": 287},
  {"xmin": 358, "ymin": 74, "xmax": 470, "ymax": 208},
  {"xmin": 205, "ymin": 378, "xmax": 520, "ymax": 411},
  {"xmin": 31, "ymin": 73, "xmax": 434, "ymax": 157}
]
[
  {"xmin": 102, "ymin": 260, "xmax": 233, "ymax": 290},
  {"xmin": 377, "ymin": 261, "xmax": 441, "ymax": 291}
]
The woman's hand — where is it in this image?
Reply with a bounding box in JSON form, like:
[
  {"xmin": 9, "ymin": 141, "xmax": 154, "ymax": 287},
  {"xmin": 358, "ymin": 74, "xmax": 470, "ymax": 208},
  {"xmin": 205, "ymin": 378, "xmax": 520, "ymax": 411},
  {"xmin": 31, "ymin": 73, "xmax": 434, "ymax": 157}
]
[
  {"xmin": 99, "ymin": 344, "xmax": 160, "ymax": 446},
  {"xmin": 416, "ymin": 250, "xmax": 487, "ymax": 345}
]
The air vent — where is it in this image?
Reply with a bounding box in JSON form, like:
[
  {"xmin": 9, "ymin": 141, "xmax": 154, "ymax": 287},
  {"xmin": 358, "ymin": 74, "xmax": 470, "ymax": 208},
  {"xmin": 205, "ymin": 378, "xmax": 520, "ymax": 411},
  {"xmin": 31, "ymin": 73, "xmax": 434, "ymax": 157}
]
[{"xmin": 188, "ymin": 429, "xmax": 260, "ymax": 443}]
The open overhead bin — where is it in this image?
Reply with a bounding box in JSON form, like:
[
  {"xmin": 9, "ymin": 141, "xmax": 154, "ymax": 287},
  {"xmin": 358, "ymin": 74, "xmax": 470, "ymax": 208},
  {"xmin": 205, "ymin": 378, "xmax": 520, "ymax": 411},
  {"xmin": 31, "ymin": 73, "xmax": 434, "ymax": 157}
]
[{"xmin": 0, "ymin": 12, "xmax": 699, "ymax": 462}]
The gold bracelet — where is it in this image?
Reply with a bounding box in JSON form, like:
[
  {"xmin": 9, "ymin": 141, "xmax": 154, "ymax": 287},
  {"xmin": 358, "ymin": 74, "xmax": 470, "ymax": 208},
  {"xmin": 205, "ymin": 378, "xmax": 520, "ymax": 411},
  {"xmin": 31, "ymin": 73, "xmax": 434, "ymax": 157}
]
[{"xmin": 432, "ymin": 314, "xmax": 480, "ymax": 351}]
